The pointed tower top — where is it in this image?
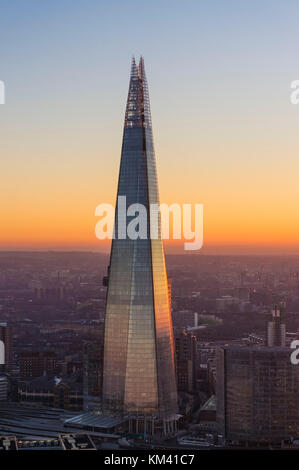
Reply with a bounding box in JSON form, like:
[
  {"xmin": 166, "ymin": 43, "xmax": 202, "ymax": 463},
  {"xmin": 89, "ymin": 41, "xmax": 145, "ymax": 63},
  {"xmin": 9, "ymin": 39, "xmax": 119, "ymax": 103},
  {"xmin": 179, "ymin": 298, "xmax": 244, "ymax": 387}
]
[
  {"xmin": 138, "ymin": 56, "xmax": 145, "ymax": 80},
  {"xmin": 130, "ymin": 56, "xmax": 138, "ymax": 79},
  {"xmin": 125, "ymin": 56, "xmax": 151, "ymax": 129}
]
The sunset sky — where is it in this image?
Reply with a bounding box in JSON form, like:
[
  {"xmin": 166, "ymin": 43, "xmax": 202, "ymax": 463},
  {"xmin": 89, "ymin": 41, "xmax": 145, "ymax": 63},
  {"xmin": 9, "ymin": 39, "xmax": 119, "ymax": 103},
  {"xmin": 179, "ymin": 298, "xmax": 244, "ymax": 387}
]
[{"xmin": 1, "ymin": 0, "xmax": 299, "ymax": 253}]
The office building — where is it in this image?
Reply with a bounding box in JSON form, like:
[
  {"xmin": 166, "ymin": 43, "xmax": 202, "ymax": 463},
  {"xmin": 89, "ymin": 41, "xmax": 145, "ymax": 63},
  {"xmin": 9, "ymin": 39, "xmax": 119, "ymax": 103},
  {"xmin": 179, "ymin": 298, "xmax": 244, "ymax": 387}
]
[
  {"xmin": 0, "ymin": 322, "xmax": 13, "ymax": 373},
  {"xmin": 216, "ymin": 346, "xmax": 299, "ymax": 445},
  {"xmin": 267, "ymin": 304, "xmax": 286, "ymax": 347},
  {"xmin": 19, "ymin": 351, "xmax": 57, "ymax": 378},
  {"xmin": 0, "ymin": 376, "xmax": 8, "ymax": 401},
  {"xmin": 174, "ymin": 327, "xmax": 197, "ymax": 393}
]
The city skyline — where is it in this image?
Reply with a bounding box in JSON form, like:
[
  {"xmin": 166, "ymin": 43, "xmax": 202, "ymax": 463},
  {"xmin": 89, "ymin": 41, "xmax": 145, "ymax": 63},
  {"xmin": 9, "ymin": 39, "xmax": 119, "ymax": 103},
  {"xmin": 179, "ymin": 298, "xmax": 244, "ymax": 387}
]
[{"xmin": 1, "ymin": 1, "xmax": 299, "ymax": 453}]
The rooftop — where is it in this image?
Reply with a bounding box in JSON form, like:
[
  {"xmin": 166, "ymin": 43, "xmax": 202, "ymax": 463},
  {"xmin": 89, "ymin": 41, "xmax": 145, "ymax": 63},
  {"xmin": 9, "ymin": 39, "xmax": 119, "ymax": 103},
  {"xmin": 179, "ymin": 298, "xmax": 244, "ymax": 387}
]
[
  {"xmin": 0, "ymin": 404, "xmax": 120, "ymax": 440},
  {"xmin": 64, "ymin": 412, "xmax": 127, "ymax": 431}
]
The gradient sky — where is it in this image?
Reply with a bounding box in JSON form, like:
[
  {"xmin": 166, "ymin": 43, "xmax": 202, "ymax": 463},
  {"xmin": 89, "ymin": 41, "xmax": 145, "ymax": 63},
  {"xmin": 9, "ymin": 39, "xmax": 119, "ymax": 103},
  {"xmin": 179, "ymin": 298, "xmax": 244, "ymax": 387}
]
[{"xmin": 1, "ymin": 0, "xmax": 299, "ymax": 253}]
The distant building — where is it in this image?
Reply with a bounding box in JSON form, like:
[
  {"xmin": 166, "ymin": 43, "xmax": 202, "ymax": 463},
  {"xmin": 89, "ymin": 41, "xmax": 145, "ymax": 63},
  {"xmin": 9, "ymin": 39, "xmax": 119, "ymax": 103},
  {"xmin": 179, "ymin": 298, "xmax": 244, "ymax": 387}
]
[
  {"xmin": 172, "ymin": 310, "xmax": 195, "ymax": 328},
  {"xmin": 267, "ymin": 304, "xmax": 286, "ymax": 347},
  {"xmin": 0, "ymin": 322, "xmax": 13, "ymax": 373},
  {"xmin": 207, "ymin": 358, "xmax": 216, "ymax": 394},
  {"xmin": 54, "ymin": 379, "xmax": 82, "ymax": 410},
  {"xmin": 0, "ymin": 376, "xmax": 8, "ymax": 401},
  {"xmin": 19, "ymin": 351, "xmax": 57, "ymax": 378},
  {"xmin": 198, "ymin": 395, "xmax": 216, "ymax": 431},
  {"xmin": 217, "ymin": 346, "xmax": 299, "ymax": 445},
  {"xmin": 34, "ymin": 285, "xmax": 67, "ymax": 302},
  {"xmin": 215, "ymin": 296, "xmax": 237, "ymax": 312},
  {"xmin": 83, "ymin": 341, "xmax": 103, "ymax": 397},
  {"xmin": 64, "ymin": 357, "xmax": 82, "ymax": 375},
  {"xmin": 18, "ymin": 374, "xmax": 83, "ymax": 410},
  {"xmin": 235, "ymin": 287, "xmax": 250, "ymax": 302},
  {"xmin": 174, "ymin": 328, "xmax": 197, "ymax": 393}
]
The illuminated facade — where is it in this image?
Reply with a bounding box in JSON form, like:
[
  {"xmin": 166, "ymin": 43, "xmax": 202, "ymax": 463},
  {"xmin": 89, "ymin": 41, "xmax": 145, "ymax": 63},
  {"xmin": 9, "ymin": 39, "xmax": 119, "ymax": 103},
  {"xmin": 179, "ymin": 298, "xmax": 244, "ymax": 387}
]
[{"xmin": 102, "ymin": 58, "xmax": 178, "ymax": 431}]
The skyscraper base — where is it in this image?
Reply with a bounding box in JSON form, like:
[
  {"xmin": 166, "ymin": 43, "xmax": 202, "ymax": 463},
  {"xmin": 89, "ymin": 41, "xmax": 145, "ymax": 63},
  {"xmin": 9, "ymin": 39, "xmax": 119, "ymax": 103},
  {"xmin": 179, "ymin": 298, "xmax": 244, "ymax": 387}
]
[{"xmin": 127, "ymin": 414, "xmax": 180, "ymax": 437}]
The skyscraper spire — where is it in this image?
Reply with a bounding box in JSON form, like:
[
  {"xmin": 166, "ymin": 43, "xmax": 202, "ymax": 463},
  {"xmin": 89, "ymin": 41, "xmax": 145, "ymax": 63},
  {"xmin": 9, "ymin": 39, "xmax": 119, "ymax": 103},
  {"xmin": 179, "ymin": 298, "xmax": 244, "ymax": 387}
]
[
  {"xmin": 130, "ymin": 55, "xmax": 138, "ymax": 78},
  {"xmin": 102, "ymin": 58, "xmax": 178, "ymax": 435},
  {"xmin": 138, "ymin": 56, "xmax": 145, "ymax": 78}
]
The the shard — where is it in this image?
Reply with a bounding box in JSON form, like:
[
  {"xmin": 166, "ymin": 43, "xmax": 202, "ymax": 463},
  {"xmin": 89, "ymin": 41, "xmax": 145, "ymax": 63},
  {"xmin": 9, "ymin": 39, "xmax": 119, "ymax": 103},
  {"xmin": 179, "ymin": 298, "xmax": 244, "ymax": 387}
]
[{"xmin": 102, "ymin": 57, "xmax": 178, "ymax": 433}]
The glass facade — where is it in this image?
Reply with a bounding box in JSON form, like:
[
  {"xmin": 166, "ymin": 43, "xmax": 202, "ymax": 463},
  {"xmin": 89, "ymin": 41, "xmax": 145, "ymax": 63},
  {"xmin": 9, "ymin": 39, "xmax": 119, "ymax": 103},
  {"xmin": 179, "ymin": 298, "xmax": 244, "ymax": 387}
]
[
  {"xmin": 217, "ymin": 346, "xmax": 299, "ymax": 443},
  {"xmin": 102, "ymin": 58, "xmax": 178, "ymax": 418}
]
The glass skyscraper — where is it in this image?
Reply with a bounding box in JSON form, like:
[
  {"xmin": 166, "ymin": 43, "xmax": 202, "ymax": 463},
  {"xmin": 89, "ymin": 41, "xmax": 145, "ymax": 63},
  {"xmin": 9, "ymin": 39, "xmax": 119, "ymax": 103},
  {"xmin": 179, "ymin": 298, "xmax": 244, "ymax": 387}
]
[{"xmin": 102, "ymin": 58, "xmax": 178, "ymax": 431}]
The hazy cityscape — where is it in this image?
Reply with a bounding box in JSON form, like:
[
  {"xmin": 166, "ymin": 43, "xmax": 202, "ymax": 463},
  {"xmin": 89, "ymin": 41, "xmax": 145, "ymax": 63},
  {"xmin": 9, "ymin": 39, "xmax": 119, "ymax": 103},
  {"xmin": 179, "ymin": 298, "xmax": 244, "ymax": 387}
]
[{"xmin": 0, "ymin": 251, "xmax": 299, "ymax": 449}]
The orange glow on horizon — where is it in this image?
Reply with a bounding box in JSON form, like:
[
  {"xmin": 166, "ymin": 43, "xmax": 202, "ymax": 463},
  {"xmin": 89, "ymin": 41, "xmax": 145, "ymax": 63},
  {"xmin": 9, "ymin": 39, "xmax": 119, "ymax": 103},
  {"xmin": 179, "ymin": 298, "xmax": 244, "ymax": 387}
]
[{"xmin": 2, "ymin": 193, "xmax": 299, "ymax": 253}]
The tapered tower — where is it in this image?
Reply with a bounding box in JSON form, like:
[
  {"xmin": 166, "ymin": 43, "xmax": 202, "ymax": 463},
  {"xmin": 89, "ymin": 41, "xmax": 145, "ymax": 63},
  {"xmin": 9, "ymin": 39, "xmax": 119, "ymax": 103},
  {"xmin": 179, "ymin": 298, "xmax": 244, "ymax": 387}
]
[{"xmin": 102, "ymin": 58, "xmax": 178, "ymax": 433}]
